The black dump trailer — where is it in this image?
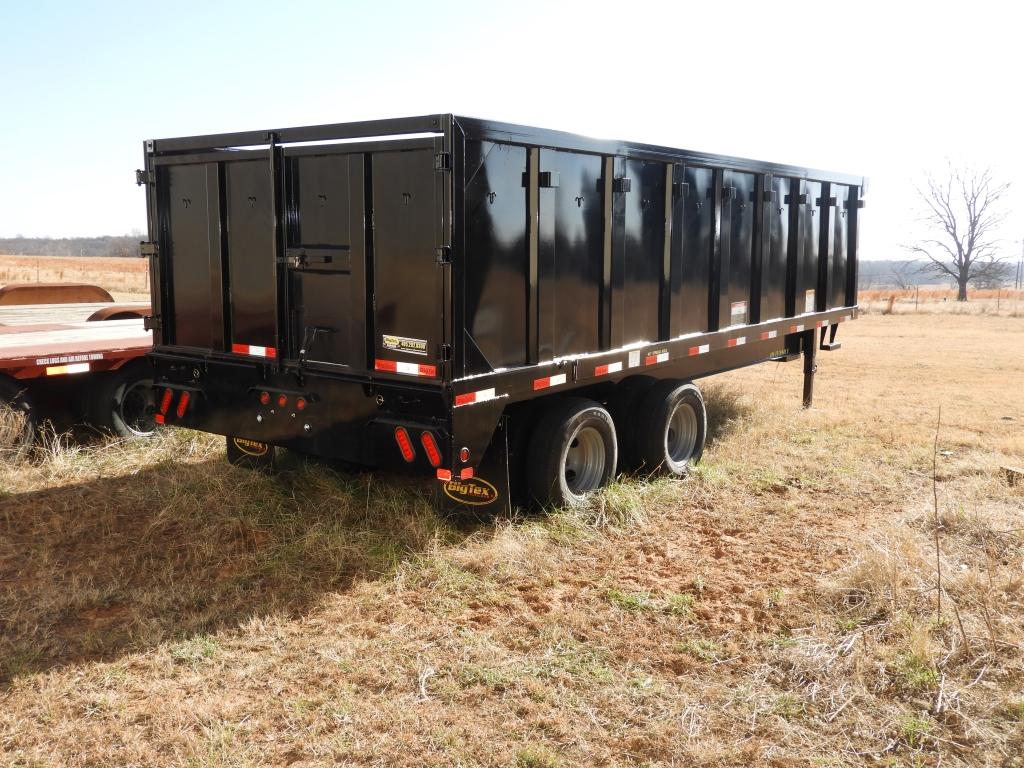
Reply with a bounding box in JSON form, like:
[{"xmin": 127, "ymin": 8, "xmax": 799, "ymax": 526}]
[{"xmin": 140, "ymin": 114, "xmax": 863, "ymax": 514}]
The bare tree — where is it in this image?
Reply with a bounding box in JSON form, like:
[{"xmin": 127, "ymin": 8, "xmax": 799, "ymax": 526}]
[{"xmin": 905, "ymin": 163, "xmax": 1010, "ymax": 301}]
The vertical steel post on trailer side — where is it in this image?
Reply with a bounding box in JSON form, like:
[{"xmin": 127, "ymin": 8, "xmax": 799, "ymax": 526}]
[
  {"xmin": 268, "ymin": 132, "xmax": 284, "ymax": 373},
  {"xmin": 802, "ymin": 328, "xmax": 817, "ymax": 408},
  {"xmin": 526, "ymin": 148, "xmax": 540, "ymax": 364},
  {"xmin": 599, "ymin": 157, "xmax": 614, "ymax": 351},
  {"xmin": 659, "ymin": 163, "xmax": 674, "ymax": 341}
]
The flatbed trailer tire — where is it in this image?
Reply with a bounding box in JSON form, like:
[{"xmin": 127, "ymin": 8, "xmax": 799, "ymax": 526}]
[
  {"xmin": 0, "ymin": 375, "xmax": 37, "ymax": 459},
  {"xmin": 89, "ymin": 360, "xmax": 157, "ymax": 438},
  {"xmin": 526, "ymin": 397, "xmax": 618, "ymax": 508},
  {"xmin": 634, "ymin": 381, "xmax": 706, "ymax": 476}
]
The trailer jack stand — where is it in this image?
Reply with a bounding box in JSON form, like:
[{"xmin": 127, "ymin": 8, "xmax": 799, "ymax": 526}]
[{"xmin": 802, "ymin": 329, "xmax": 817, "ymax": 409}]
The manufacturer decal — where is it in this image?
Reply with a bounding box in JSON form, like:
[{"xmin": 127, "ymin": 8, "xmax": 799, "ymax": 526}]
[
  {"xmin": 232, "ymin": 437, "xmax": 269, "ymax": 457},
  {"xmin": 443, "ymin": 476, "xmax": 500, "ymax": 506},
  {"xmin": 382, "ymin": 334, "xmax": 428, "ymax": 356}
]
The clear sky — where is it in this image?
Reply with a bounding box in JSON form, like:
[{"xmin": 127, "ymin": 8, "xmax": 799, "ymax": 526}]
[{"xmin": 1, "ymin": 0, "xmax": 1020, "ymax": 261}]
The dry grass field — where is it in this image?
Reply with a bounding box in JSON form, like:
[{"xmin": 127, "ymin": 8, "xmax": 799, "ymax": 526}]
[
  {"xmin": 859, "ymin": 287, "xmax": 1024, "ymax": 318},
  {"xmin": 0, "ymin": 254, "xmax": 149, "ymax": 301},
  {"xmin": 1, "ymin": 306, "xmax": 1023, "ymax": 765}
]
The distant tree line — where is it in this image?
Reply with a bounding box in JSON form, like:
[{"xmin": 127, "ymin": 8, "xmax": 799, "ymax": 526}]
[
  {"xmin": 0, "ymin": 235, "xmax": 142, "ymax": 258},
  {"xmin": 858, "ymin": 258, "xmax": 1014, "ymax": 290}
]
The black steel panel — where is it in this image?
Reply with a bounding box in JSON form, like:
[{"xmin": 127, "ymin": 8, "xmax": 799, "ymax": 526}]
[
  {"xmin": 721, "ymin": 170, "xmax": 756, "ymax": 327},
  {"xmin": 161, "ymin": 162, "xmax": 222, "ymax": 349},
  {"xmin": 761, "ymin": 176, "xmax": 790, "ymax": 321},
  {"xmin": 674, "ymin": 166, "xmax": 715, "ymax": 335},
  {"xmin": 831, "ymin": 184, "xmax": 850, "ymax": 308},
  {"xmin": 537, "ymin": 149, "xmax": 603, "ymax": 360},
  {"xmin": 618, "ymin": 159, "xmax": 664, "ymax": 344},
  {"xmin": 284, "ymin": 151, "xmax": 366, "ymax": 368},
  {"xmin": 464, "ymin": 141, "xmax": 528, "ymax": 373},
  {"xmin": 794, "ymin": 180, "xmax": 820, "ymax": 315},
  {"xmin": 372, "ymin": 148, "xmax": 443, "ymax": 365},
  {"xmin": 225, "ymin": 160, "xmax": 277, "ymax": 348}
]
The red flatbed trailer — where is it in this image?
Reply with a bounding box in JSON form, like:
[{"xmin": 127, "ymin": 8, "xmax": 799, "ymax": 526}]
[{"xmin": 0, "ymin": 299, "xmax": 155, "ymax": 454}]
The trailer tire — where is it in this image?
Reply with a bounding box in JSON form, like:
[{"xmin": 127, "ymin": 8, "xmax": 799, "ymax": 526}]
[
  {"xmin": 526, "ymin": 398, "xmax": 617, "ymax": 508},
  {"xmin": 226, "ymin": 436, "xmax": 276, "ymax": 471},
  {"xmin": 607, "ymin": 375, "xmax": 656, "ymax": 472},
  {"xmin": 90, "ymin": 361, "xmax": 157, "ymax": 438},
  {"xmin": 0, "ymin": 375, "xmax": 37, "ymax": 459},
  {"xmin": 635, "ymin": 380, "xmax": 706, "ymax": 476}
]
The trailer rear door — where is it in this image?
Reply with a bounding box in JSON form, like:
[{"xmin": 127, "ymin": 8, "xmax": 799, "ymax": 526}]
[
  {"xmin": 282, "ymin": 149, "xmax": 367, "ymax": 371},
  {"xmin": 155, "ymin": 138, "xmax": 447, "ymax": 378},
  {"xmin": 370, "ymin": 144, "xmax": 447, "ymax": 376}
]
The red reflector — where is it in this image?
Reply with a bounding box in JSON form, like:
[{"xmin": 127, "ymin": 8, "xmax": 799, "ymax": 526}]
[
  {"xmin": 459, "ymin": 446, "xmax": 470, "ymax": 463},
  {"xmin": 436, "ymin": 468, "xmax": 452, "ymax": 481},
  {"xmin": 394, "ymin": 427, "xmax": 415, "ymax": 463},
  {"xmin": 420, "ymin": 431, "xmax": 442, "ymax": 468},
  {"xmin": 175, "ymin": 391, "xmax": 191, "ymax": 418},
  {"xmin": 159, "ymin": 388, "xmax": 173, "ymax": 415},
  {"xmin": 454, "ymin": 392, "xmax": 475, "ymax": 407},
  {"xmin": 277, "ymin": 394, "xmax": 288, "ymax": 408},
  {"xmin": 259, "ymin": 391, "xmax": 271, "ymax": 406},
  {"xmin": 374, "ymin": 359, "xmax": 398, "ymax": 373},
  {"xmin": 154, "ymin": 414, "xmax": 165, "ymax": 425},
  {"xmin": 459, "ymin": 467, "xmax": 474, "ymax": 480},
  {"xmin": 296, "ymin": 397, "xmax": 306, "ymax": 411}
]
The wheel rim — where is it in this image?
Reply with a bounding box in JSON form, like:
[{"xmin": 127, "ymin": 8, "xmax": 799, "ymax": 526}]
[
  {"xmin": 563, "ymin": 425, "xmax": 606, "ymax": 494},
  {"xmin": 118, "ymin": 379, "xmax": 156, "ymax": 436},
  {"xmin": 666, "ymin": 400, "xmax": 698, "ymax": 464}
]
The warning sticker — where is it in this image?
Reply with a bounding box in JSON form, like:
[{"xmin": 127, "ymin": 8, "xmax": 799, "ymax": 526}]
[
  {"xmin": 382, "ymin": 334, "xmax": 428, "ymax": 356},
  {"xmin": 804, "ymin": 289, "xmax": 816, "ymax": 314},
  {"xmin": 730, "ymin": 300, "xmax": 748, "ymax": 324}
]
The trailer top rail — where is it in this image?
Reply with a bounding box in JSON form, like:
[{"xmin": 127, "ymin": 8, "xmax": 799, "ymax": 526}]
[{"xmin": 146, "ymin": 113, "xmax": 866, "ymax": 188}]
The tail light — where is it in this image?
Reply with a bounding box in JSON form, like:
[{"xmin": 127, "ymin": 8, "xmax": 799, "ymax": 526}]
[
  {"xmin": 459, "ymin": 446, "xmax": 470, "ymax": 463},
  {"xmin": 394, "ymin": 427, "xmax": 415, "ymax": 463},
  {"xmin": 277, "ymin": 394, "xmax": 288, "ymax": 408},
  {"xmin": 159, "ymin": 388, "xmax": 173, "ymax": 415},
  {"xmin": 295, "ymin": 397, "xmax": 307, "ymax": 411},
  {"xmin": 420, "ymin": 431, "xmax": 442, "ymax": 468},
  {"xmin": 259, "ymin": 391, "xmax": 271, "ymax": 406},
  {"xmin": 175, "ymin": 391, "xmax": 191, "ymax": 418}
]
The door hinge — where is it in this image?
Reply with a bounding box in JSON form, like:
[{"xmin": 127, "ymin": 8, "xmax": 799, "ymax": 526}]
[
  {"xmin": 440, "ymin": 343, "xmax": 453, "ymax": 361},
  {"xmin": 436, "ymin": 245, "xmax": 451, "ymax": 264},
  {"xmin": 135, "ymin": 169, "xmax": 154, "ymax": 186},
  {"xmin": 140, "ymin": 241, "xmax": 158, "ymax": 258},
  {"xmin": 434, "ymin": 152, "xmax": 452, "ymax": 172},
  {"xmin": 143, "ymin": 315, "xmax": 161, "ymax": 332}
]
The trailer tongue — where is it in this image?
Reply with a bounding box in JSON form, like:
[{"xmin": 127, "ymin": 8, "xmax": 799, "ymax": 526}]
[{"xmin": 141, "ymin": 115, "xmax": 863, "ymax": 513}]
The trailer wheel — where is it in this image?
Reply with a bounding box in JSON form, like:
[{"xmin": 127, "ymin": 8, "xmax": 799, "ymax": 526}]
[
  {"xmin": 635, "ymin": 381, "xmax": 706, "ymax": 476},
  {"xmin": 0, "ymin": 375, "xmax": 37, "ymax": 459},
  {"xmin": 526, "ymin": 398, "xmax": 617, "ymax": 507},
  {"xmin": 226, "ymin": 436, "xmax": 276, "ymax": 471},
  {"xmin": 90, "ymin": 361, "xmax": 156, "ymax": 438},
  {"xmin": 607, "ymin": 375, "xmax": 656, "ymax": 472}
]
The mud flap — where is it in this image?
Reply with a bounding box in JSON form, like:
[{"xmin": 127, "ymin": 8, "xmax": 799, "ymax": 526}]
[
  {"xmin": 226, "ymin": 435, "xmax": 276, "ymax": 471},
  {"xmin": 434, "ymin": 417, "xmax": 512, "ymax": 518}
]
